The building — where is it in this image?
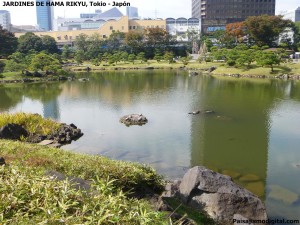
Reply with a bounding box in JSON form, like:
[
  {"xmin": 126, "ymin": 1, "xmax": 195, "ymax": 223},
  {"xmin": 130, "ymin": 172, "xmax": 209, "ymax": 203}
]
[
  {"xmin": 36, "ymin": 0, "xmax": 54, "ymax": 31},
  {"xmin": 126, "ymin": 7, "xmax": 139, "ymax": 19},
  {"xmin": 80, "ymin": 9, "xmax": 102, "ymax": 19},
  {"xmin": 166, "ymin": 17, "xmax": 200, "ymax": 42},
  {"xmin": 15, "ymin": 16, "xmax": 166, "ymax": 49},
  {"xmin": 192, "ymin": 0, "xmax": 276, "ymax": 33},
  {"xmin": 281, "ymin": 7, "xmax": 300, "ymax": 22},
  {"xmin": 0, "ymin": 10, "xmax": 11, "ymax": 31},
  {"xmin": 53, "ymin": 8, "xmax": 124, "ymax": 31},
  {"xmin": 297, "ymin": 7, "xmax": 300, "ymax": 22},
  {"xmin": 11, "ymin": 25, "xmax": 39, "ymax": 32}
]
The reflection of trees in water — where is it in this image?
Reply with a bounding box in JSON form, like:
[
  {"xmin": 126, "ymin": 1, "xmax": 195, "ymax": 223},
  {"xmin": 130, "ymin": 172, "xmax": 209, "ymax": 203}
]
[
  {"xmin": 62, "ymin": 71, "xmax": 185, "ymax": 107},
  {"xmin": 0, "ymin": 86, "xmax": 24, "ymax": 111},
  {"xmin": 0, "ymin": 83, "xmax": 63, "ymax": 115}
]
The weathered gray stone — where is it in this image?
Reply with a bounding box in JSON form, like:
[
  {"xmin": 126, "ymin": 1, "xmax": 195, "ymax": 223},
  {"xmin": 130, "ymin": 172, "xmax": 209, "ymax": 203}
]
[
  {"xmin": 0, "ymin": 123, "xmax": 29, "ymax": 140},
  {"xmin": 178, "ymin": 166, "xmax": 268, "ymax": 224},
  {"xmin": 120, "ymin": 114, "xmax": 148, "ymax": 126},
  {"xmin": 38, "ymin": 140, "xmax": 54, "ymax": 146},
  {"xmin": 45, "ymin": 170, "xmax": 91, "ymax": 191}
]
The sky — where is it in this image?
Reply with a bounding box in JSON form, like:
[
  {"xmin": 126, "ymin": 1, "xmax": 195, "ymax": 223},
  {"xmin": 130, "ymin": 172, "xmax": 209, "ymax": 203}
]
[{"xmin": 0, "ymin": 0, "xmax": 299, "ymax": 26}]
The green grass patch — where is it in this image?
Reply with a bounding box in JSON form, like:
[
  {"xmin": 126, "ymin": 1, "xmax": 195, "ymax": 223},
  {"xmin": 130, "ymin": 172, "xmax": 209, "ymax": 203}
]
[
  {"xmin": 0, "ymin": 163, "xmax": 167, "ymax": 224},
  {"xmin": 0, "ymin": 112, "xmax": 60, "ymax": 136},
  {"xmin": 0, "ymin": 140, "xmax": 165, "ymax": 196}
]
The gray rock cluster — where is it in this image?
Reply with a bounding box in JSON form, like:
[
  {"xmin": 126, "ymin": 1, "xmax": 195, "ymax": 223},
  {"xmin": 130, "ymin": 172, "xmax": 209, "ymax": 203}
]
[
  {"xmin": 162, "ymin": 166, "xmax": 268, "ymax": 225},
  {"xmin": 120, "ymin": 114, "xmax": 148, "ymax": 126},
  {"xmin": 0, "ymin": 122, "xmax": 83, "ymax": 147}
]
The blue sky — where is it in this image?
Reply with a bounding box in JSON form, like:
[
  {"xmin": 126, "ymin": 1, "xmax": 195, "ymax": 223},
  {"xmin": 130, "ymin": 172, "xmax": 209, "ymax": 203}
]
[{"xmin": 0, "ymin": 0, "xmax": 299, "ymax": 25}]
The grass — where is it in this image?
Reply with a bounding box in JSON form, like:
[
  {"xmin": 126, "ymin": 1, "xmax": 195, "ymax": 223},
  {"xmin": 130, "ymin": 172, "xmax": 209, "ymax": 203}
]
[
  {"xmin": 0, "ymin": 140, "xmax": 169, "ymax": 224},
  {"xmin": 0, "ymin": 163, "xmax": 167, "ymax": 224},
  {"xmin": 0, "ymin": 112, "xmax": 61, "ymax": 136}
]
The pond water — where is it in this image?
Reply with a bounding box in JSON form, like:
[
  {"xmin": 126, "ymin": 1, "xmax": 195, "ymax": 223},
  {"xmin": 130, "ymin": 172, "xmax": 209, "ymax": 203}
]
[{"xmin": 1, "ymin": 70, "xmax": 300, "ymax": 222}]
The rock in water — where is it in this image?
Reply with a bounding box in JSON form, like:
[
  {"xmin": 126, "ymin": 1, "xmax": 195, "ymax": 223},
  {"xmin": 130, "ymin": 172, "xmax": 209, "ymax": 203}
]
[
  {"xmin": 178, "ymin": 166, "xmax": 268, "ymax": 224},
  {"xmin": 120, "ymin": 114, "xmax": 148, "ymax": 126},
  {"xmin": 0, "ymin": 123, "xmax": 29, "ymax": 140}
]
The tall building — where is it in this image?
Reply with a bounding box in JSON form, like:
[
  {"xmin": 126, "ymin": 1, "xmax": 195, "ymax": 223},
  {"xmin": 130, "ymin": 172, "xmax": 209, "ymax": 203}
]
[
  {"xmin": 0, "ymin": 10, "xmax": 11, "ymax": 31},
  {"xmin": 192, "ymin": 0, "xmax": 276, "ymax": 33},
  {"xmin": 36, "ymin": 0, "xmax": 54, "ymax": 31},
  {"xmin": 281, "ymin": 7, "xmax": 300, "ymax": 22},
  {"xmin": 126, "ymin": 7, "xmax": 139, "ymax": 19},
  {"xmin": 296, "ymin": 7, "xmax": 300, "ymax": 22}
]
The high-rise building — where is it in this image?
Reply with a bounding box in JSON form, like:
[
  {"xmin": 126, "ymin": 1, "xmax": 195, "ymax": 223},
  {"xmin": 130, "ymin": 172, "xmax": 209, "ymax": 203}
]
[
  {"xmin": 296, "ymin": 7, "xmax": 300, "ymax": 22},
  {"xmin": 0, "ymin": 10, "xmax": 11, "ymax": 31},
  {"xmin": 36, "ymin": 0, "xmax": 54, "ymax": 31},
  {"xmin": 126, "ymin": 7, "xmax": 139, "ymax": 19},
  {"xmin": 192, "ymin": 0, "xmax": 276, "ymax": 33}
]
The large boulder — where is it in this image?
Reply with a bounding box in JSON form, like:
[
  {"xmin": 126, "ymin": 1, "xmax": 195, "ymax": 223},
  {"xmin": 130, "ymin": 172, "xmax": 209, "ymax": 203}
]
[
  {"xmin": 178, "ymin": 166, "xmax": 268, "ymax": 224},
  {"xmin": 120, "ymin": 114, "xmax": 148, "ymax": 126},
  {"xmin": 0, "ymin": 123, "xmax": 29, "ymax": 140}
]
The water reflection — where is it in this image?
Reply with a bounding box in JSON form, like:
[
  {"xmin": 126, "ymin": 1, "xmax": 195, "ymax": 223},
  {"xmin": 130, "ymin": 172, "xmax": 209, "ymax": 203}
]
[{"xmin": 0, "ymin": 71, "xmax": 299, "ymax": 221}]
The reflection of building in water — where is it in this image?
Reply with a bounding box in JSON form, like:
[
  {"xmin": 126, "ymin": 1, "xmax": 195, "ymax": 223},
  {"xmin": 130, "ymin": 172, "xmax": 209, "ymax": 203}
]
[
  {"xmin": 43, "ymin": 99, "xmax": 60, "ymax": 120},
  {"xmin": 189, "ymin": 77, "xmax": 277, "ymax": 199}
]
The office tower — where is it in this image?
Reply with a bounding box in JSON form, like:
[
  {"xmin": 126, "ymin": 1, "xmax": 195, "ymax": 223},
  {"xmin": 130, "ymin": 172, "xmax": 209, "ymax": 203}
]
[
  {"xmin": 126, "ymin": 7, "xmax": 139, "ymax": 19},
  {"xmin": 192, "ymin": 0, "xmax": 276, "ymax": 33},
  {"xmin": 36, "ymin": 0, "xmax": 54, "ymax": 31},
  {"xmin": 0, "ymin": 10, "xmax": 11, "ymax": 31},
  {"xmin": 296, "ymin": 7, "xmax": 300, "ymax": 22}
]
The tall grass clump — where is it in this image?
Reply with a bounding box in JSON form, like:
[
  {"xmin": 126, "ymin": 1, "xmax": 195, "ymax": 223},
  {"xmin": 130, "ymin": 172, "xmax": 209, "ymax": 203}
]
[
  {"xmin": 0, "ymin": 112, "xmax": 60, "ymax": 136},
  {"xmin": 0, "ymin": 164, "xmax": 167, "ymax": 224}
]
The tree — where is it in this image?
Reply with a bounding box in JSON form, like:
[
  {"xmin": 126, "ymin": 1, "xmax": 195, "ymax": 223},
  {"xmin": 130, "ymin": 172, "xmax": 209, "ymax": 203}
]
[
  {"xmin": 226, "ymin": 22, "xmax": 245, "ymax": 44},
  {"xmin": 30, "ymin": 52, "xmax": 61, "ymax": 72},
  {"xmin": 74, "ymin": 50, "xmax": 85, "ymax": 64},
  {"xmin": 0, "ymin": 25, "xmax": 18, "ymax": 57},
  {"xmin": 136, "ymin": 52, "xmax": 146, "ymax": 63},
  {"xmin": 256, "ymin": 51, "xmax": 281, "ymax": 72},
  {"xmin": 125, "ymin": 31, "xmax": 144, "ymax": 54},
  {"xmin": 244, "ymin": 15, "xmax": 293, "ymax": 47},
  {"xmin": 153, "ymin": 49, "xmax": 163, "ymax": 62},
  {"xmin": 128, "ymin": 54, "xmax": 136, "ymax": 64},
  {"xmin": 144, "ymin": 28, "xmax": 174, "ymax": 52},
  {"xmin": 74, "ymin": 34, "xmax": 89, "ymax": 53},
  {"xmin": 62, "ymin": 45, "xmax": 72, "ymax": 59},
  {"xmin": 18, "ymin": 32, "xmax": 44, "ymax": 54},
  {"xmin": 163, "ymin": 51, "xmax": 175, "ymax": 64},
  {"xmin": 41, "ymin": 35, "xmax": 59, "ymax": 54}
]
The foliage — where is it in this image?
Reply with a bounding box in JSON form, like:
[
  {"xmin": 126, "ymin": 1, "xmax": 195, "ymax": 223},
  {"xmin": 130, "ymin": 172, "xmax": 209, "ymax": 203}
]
[
  {"xmin": 0, "ymin": 112, "xmax": 60, "ymax": 136},
  {"xmin": 125, "ymin": 30, "xmax": 144, "ymax": 54},
  {"xmin": 62, "ymin": 45, "xmax": 72, "ymax": 60},
  {"xmin": 137, "ymin": 52, "xmax": 147, "ymax": 63},
  {"xmin": 163, "ymin": 51, "xmax": 175, "ymax": 64},
  {"xmin": 18, "ymin": 32, "xmax": 44, "ymax": 54},
  {"xmin": 41, "ymin": 35, "xmax": 59, "ymax": 54},
  {"xmin": 128, "ymin": 53, "xmax": 136, "ymax": 64},
  {"xmin": 0, "ymin": 163, "xmax": 167, "ymax": 224},
  {"xmin": 180, "ymin": 56, "xmax": 192, "ymax": 66},
  {"xmin": 0, "ymin": 25, "xmax": 18, "ymax": 57},
  {"xmin": 256, "ymin": 51, "xmax": 281, "ymax": 72},
  {"xmin": 30, "ymin": 52, "xmax": 61, "ymax": 72},
  {"xmin": 244, "ymin": 15, "xmax": 293, "ymax": 47},
  {"xmin": 74, "ymin": 50, "xmax": 85, "ymax": 64},
  {"xmin": 226, "ymin": 22, "xmax": 245, "ymax": 41}
]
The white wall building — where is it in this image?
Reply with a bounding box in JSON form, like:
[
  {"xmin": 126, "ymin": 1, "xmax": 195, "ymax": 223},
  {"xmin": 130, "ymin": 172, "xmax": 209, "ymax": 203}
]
[
  {"xmin": 166, "ymin": 18, "xmax": 201, "ymax": 42},
  {"xmin": 0, "ymin": 10, "xmax": 11, "ymax": 31}
]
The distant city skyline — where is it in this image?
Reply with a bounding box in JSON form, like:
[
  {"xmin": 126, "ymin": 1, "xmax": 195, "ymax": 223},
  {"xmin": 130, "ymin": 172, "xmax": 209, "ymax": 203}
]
[{"xmin": 1, "ymin": 0, "xmax": 299, "ymax": 26}]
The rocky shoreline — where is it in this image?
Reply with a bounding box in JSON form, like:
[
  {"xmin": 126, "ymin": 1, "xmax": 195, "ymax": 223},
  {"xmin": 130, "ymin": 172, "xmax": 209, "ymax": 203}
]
[
  {"xmin": 0, "ymin": 122, "xmax": 83, "ymax": 148},
  {"xmin": 1, "ymin": 66, "xmax": 300, "ymax": 84}
]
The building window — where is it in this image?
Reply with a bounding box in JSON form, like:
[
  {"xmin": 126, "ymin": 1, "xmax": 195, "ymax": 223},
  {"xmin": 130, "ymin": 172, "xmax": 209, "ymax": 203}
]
[
  {"xmin": 103, "ymin": 35, "xmax": 107, "ymax": 38},
  {"xmin": 122, "ymin": 26, "xmax": 124, "ymax": 30},
  {"xmin": 129, "ymin": 26, "xmax": 132, "ymax": 29},
  {"xmin": 110, "ymin": 26, "xmax": 113, "ymax": 30},
  {"xmin": 57, "ymin": 36, "xmax": 61, "ymax": 40}
]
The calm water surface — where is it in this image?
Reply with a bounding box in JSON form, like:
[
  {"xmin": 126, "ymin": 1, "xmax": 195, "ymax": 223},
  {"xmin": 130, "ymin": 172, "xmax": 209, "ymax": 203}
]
[{"xmin": 0, "ymin": 70, "xmax": 300, "ymax": 222}]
